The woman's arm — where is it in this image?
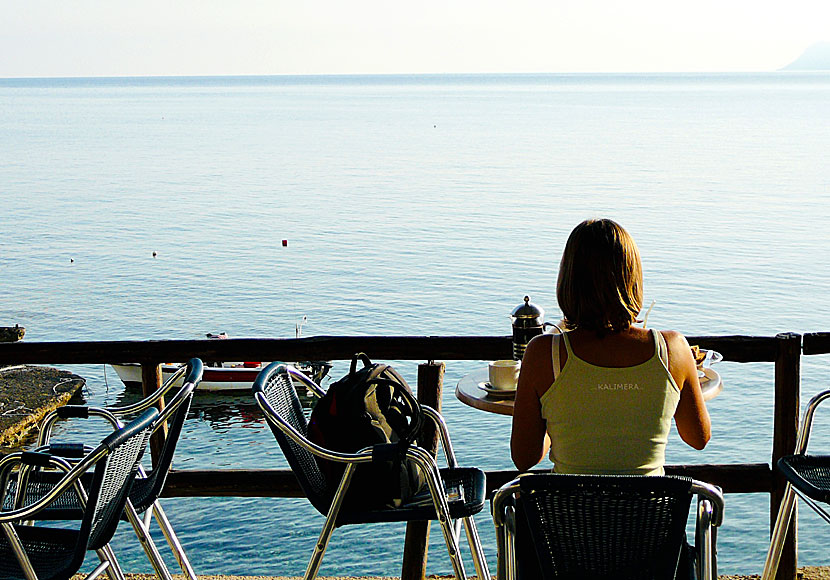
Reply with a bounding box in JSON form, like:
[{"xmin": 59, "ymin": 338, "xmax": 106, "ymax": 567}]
[
  {"xmin": 662, "ymin": 330, "xmax": 712, "ymax": 450},
  {"xmin": 511, "ymin": 334, "xmax": 554, "ymax": 471}
]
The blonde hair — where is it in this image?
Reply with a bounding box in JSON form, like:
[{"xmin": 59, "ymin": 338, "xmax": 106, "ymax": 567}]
[{"xmin": 557, "ymin": 219, "xmax": 643, "ymax": 335}]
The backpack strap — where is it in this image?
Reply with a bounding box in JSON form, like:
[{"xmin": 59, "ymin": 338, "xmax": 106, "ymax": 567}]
[
  {"xmin": 371, "ymin": 368, "xmax": 423, "ymax": 447},
  {"xmin": 350, "ymin": 352, "xmax": 373, "ymax": 375}
]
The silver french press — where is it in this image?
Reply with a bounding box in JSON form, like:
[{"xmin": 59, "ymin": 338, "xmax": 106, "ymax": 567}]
[{"xmin": 511, "ymin": 296, "xmax": 546, "ymax": 360}]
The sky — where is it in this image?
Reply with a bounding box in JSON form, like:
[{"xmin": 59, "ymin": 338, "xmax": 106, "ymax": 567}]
[{"xmin": 1, "ymin": 0, "xmax": 829, "ymax": 78}]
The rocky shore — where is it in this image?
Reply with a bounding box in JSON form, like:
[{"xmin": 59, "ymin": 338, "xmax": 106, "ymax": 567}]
[{"xmin": 0, "ymin": 364, "xmax": 85, "ymax": 448}]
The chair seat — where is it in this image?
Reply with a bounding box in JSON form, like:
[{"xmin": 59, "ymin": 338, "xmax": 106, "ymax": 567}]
[
  {"xmin": 3, "ymin": 475, "xmax": 86, "ymax": 519},
  {"xmin": 778, "ymin": 454, "xmax": 830, "ymax": 503},
  {"xmin": 336, "ymin": 467, "xmax": 486, "ymax": 526},
  {"xmin": 0, "ymin": 525, "xmax": 82, "ymax": 580},
  {"xmin": 4, "ymin": 469, "xmax": 159, "ymax": 520}
]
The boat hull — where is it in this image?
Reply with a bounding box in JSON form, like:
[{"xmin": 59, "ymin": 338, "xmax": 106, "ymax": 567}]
[{"xmin": 111, "ymin": 361, "xmax": 329, "ymax": 392}]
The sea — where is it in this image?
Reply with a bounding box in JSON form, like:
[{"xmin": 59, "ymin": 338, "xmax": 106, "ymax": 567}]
[{"xmin": 1, "ymin": 72, "xmax": 830, "ymax": 576}]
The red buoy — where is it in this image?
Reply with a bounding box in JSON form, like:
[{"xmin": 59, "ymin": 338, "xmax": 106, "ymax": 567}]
[{"xmin": 282, "ymin": 239, "xmax": 288, "ymax": 247}]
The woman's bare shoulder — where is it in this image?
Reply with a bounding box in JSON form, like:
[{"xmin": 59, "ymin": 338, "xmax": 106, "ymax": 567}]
[
  {"xmin": 522, "ymin": 333, "xmax": 555, "ymax": 395},
  {"xmin": 525, "ymin": 332, "xmax": 554, "ymax": 355},
  {"xmin": 658, "ymin": 329, "xmax": 691, "ymax": 347},
  {"xmin": 658, "ymin": 329, "xmax": 696, "ymax": 365}
]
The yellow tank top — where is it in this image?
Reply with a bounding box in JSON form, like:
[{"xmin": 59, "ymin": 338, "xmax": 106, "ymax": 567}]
[{"xmin": 539, "ymin": 329, "xmax": 681, "ymax": 476}]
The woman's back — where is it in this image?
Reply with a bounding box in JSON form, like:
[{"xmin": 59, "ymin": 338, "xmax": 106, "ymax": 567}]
[{"xmin": 541, "ymin": 329, "xmax": 680, "ymax": 475}]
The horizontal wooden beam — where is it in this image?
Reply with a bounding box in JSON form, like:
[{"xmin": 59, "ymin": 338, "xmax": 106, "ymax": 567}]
[
  {"xmin": 686, "ymin": 335, "xmax": 779, "ymax": 363},
  {"xmin": 483, "ymin": 463, "xmax": 771, "ymax": 495},
  {"xmin": 803, "ymin": 332, "xmax": 830, "ymax": 355},
  {"xmin": 0, "ymin": 336, "xmax": 511, "ymax": 365},
  {"xmin": 163, "ymin": 469, "xmax": 307, "ymax": 498},
  {"xmin": 161, "ymin": 463, "xmax": 772, "ymax": 499},
  {"xmin": 0, "ymin": 334, "xmax": 782, "ymax": 366}
]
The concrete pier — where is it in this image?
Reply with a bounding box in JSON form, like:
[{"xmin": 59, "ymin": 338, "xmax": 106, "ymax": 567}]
[{"xmin": 0, "ymin": 364, "xmax": 85, "ymax": 447}]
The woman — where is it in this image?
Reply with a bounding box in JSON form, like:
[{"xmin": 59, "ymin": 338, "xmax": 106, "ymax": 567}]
[{"xmin": 511, "ymin": 218, "xmax": 710, "ymax": 475}]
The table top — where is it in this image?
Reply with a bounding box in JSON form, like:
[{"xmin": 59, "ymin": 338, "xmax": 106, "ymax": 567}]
[{"xmin": 455, "ymin": 365, "xmax": 722, "ymax": 416}]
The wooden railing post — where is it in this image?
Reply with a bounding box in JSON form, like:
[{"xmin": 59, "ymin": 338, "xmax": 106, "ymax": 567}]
[
  {"xmin": 772, "ymin": 333, "xmax": 801, "ymax": 580},
  {"xmin": 141, "ymin": 361, "xmax": 166, "ymax": 468},
  {"xmin": 401, "ymin": 361, "xmax": 445, "ymax": 580}
]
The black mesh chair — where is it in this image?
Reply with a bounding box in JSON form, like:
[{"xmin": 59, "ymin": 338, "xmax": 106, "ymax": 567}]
[
  {"xmin": 762, "ymin": 387, "xmax": 830, "ymax": 580},
  {"xmin": 492, "ymin": 473, "xmax": 724, "ymax": 580},
  {"xmin": 252, "ymin": 362, "xmax": 491, "ymax": 580},
  {"xmin": 0, "ymin": 408, "xmax": 158, "ymax": 580},
  {"xmin": 8, "ymin": 358, "xmax": 203, "ymax": 580}
]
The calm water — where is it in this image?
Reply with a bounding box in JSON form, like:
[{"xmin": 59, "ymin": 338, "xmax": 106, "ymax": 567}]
[{"xmin": 2, "ymin": 72, "xmax": 830, "ymax": 575}]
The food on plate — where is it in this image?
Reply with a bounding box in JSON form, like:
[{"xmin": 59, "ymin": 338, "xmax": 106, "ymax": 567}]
[{"xmin": 690, "ymin": 345, "xmax": 706, "ymax": 366}]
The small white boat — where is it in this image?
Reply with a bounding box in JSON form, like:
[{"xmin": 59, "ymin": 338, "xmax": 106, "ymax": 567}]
[
  {"xmin": 111, "ymin": 330, "xmax": 331, "ymax": 393},
  {"xmin": 110, "ymin": 360, "xmax": 331, "ymax": 392}
]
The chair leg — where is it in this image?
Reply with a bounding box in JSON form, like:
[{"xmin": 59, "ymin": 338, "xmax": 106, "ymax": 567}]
[
  {"xmin": 151, "ymin": 500, "xmax": 199, "ymax": 580},
  {"xmin": 492, "ymin": 503, "xmax": 516, "ymax": 580},
  {"xmin": 85, "ymin": 559, "xmax": 114, "ymax": 580},
  {"xmin": 304, "ymin": 465, "xmax": 355, "ymax": 580},
  {"xmin": 420, "ymin": 471, "xmax": 467, "ymax": 580},
  {"xmin": 124, "ymin": 501, "xmax": 174, "ymax": 580},
  {"xmin": 462, "ymin": 516, "xmax": 491, "ymax": 580},
  {"xmin": 97, "ymin": 544, "xmax": 126, "ymax": 580},
  {"xmin": 761, "ymin": 482, "xmax": 797, "ymax": 580},
  {"xmin": 435, "ymin": 507, "xmax": 467, "ymax": 580},
  {"xmin": 696, "ymin": 498, "xmax": 716, "ymax": 580},
  {"xmin": 452, "ymin": 518, "xmax": 463, "ymax": 546}
]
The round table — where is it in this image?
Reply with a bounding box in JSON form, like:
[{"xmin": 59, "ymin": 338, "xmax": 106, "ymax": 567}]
[{"xmin": 455, "ymin": 366, "xmax": 722, "ymax": 416}]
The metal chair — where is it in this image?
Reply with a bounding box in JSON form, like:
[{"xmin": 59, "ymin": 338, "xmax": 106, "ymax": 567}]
[
  {"xmin": 492, "ymin": 473, "xmax": 724, "ymax": 580},
  {"xmin": 762, "ymin": 387, "xmax": 830, "ymax": 580},
  {"xmin": 7, "ymin": 358, "xmax": 203, "ymax": 580},
  {"xmin": 252, "ymin": 362, "xmax": 491, "ymax": 580},
  {"xmin": 0, "ymin": 408, "xmax": 158, "ymax": 580}
]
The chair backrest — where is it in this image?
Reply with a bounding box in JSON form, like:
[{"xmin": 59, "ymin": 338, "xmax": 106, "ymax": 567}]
[
  {"xmin": 515, "ymin": 474, "xmax": 694, "ymax": 580},
  {"xmin": 252, "ymin": 363, "xmax": 331, "ymax": 515},
  {"xmin": 129, "ymin": 359, "xmax": 202, "ymax": 511},
  {"xmin": 80, "ymin": 408, "xmax": 159, "ymax": 551}
]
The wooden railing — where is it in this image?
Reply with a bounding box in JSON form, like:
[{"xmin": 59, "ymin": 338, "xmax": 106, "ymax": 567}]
[{"xmin": 0, "ymin": 332, "xmax": 819, "ymax": 580}]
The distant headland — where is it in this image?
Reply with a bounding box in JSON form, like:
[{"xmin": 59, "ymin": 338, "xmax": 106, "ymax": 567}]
[{"xmin": 782, "ymin": 42, "xmax": 830, "ymax": 70}]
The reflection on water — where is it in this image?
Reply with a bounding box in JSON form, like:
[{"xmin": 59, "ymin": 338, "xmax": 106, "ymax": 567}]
[{"xmin": 190, "ymin": 393, "xmax": 265, "ymax": 430}]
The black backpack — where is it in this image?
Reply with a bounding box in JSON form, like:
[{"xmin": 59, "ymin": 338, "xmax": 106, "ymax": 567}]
[{"xmin": 307, "ymin": 353, "xmax": 427, "ymax": 509}]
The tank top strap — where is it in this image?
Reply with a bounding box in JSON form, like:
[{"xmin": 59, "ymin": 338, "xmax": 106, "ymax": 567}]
[
  {"xmin": 653, "ymin": 329, "xmax": 670, "ymax": 367},
  {"xmin": 561, "ymin": 330, "xmax": 575, "ymax": 355},
  {"xmin": 552, "ymin": 331, "xmax": 575, "ymax": 380},
  {"xmin": 551, "ymin": 333, "xmax": 562, "ymax": 379}
]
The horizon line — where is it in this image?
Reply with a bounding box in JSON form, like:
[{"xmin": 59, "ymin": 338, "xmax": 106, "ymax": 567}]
[{"xmin": 4, "ymin": 69, "xmax": 828, "ymax": 81}]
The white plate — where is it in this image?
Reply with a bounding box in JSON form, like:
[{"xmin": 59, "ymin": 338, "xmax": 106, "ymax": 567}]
[
  {"xmin": 478, "ymin": 381, "xmax": 517, "ymax": 397},
  {"xmin": 697, "ymin": 349, "xmax": 723, "ymax": 367}
]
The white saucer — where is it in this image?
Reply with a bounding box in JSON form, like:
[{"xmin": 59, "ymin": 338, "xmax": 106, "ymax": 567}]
[
  {"xmin": 698, "ymin": 367, "xmax": 716, "ymax": 384},
  {"xmin": 478, "ymin": 381, "xmax": 517, "ymax": 397}
]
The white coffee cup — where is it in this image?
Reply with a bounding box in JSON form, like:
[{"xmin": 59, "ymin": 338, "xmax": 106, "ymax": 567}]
[{"xmin": 488, "ymin": 359, "xmax": 521, "ymax": 390}]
